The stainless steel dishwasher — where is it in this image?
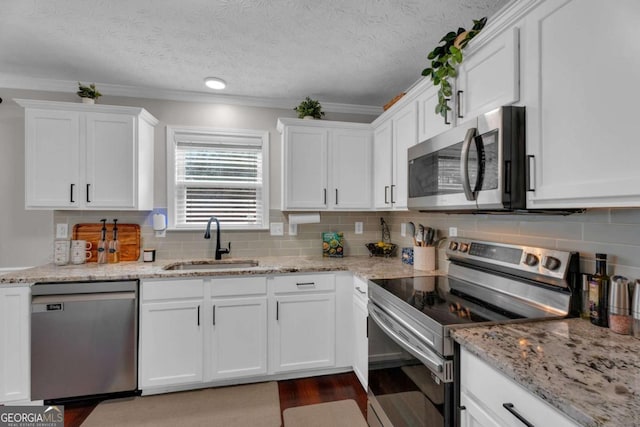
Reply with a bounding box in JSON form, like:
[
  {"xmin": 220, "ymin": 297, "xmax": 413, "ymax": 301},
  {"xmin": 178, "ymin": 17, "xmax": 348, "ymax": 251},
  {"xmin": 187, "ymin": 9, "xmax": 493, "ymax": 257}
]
[{"xmin": 31, "ymin": 280, "xmax": 138, "ymax": 401}]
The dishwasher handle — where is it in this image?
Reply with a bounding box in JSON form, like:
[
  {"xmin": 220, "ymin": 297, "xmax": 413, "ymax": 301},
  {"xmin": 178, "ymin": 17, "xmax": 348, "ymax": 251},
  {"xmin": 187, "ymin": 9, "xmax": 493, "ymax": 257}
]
[{"xmin": 32, "ymin": 291, "xmax": 136, "ymax": 309}]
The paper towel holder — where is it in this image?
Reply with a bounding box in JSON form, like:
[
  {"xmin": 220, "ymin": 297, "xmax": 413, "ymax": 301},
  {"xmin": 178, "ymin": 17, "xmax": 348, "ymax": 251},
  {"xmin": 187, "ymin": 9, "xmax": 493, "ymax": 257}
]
[{"xmin": 153, "ymin": 213, "xmax": 167, "ymax": 237}]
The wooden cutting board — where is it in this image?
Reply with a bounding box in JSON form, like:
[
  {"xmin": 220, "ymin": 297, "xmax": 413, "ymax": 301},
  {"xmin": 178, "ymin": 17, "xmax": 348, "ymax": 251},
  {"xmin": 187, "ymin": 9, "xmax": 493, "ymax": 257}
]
[{"xmin": 72, "ymin": 223, "xmax": 141, "ymax": 262}]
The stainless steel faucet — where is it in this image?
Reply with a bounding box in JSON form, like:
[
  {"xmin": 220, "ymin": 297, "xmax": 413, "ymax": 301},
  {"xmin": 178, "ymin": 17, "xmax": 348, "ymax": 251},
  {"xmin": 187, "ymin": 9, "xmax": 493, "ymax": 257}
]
[{"xmin": 204, "ymin": 216, "xmax": 230, "ymax": 260}]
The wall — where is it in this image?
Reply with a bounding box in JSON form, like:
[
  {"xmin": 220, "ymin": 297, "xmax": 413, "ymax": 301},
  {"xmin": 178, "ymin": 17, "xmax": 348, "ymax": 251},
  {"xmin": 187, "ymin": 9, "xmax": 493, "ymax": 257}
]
[
  {"xmin": 4, "ymin": 88, "xmax": 640, "ymax": 281},
  {"xmin": 0, "ymin": 88, "xmax": 376, "ymax": 268}
]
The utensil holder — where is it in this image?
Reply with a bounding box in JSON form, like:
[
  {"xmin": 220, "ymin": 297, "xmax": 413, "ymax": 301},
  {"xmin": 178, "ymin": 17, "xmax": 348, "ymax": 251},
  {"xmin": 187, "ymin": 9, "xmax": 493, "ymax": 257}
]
[{"xmin": 413, "ymin": 246, "xmax": 436, "ymax": 271}]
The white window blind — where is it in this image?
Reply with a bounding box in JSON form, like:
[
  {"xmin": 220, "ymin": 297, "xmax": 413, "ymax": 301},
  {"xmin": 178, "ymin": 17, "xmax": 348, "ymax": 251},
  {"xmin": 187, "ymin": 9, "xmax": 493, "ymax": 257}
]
[{"xmin": 168, "ymin": 127, "xmax": 269, "ymax": 230}]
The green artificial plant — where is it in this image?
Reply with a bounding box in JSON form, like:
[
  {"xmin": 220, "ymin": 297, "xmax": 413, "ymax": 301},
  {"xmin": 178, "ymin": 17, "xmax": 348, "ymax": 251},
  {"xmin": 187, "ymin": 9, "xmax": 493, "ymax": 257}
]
[
  {"xmin": 294, "ymin": 96, "xmax": 325, "ymax": 119},
  {"xmin": 77, "ymin": 82, "xmax": 102, "ymax": 100},
  {"xmin": 421, "ymin": 17, "xmax": 487, "ymax": 118}
]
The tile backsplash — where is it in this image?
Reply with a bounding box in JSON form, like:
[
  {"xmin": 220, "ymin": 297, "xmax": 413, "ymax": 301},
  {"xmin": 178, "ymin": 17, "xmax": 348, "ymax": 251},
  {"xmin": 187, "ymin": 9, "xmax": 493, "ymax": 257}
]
[{"xmin": 54, "ymin": 208, "xmax": 640, "ymax": 279}]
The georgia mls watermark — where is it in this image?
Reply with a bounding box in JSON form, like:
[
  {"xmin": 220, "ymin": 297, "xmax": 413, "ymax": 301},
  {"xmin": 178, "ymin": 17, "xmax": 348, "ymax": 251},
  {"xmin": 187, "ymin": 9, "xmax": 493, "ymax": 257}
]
[{"xmin": 0, "ymin": 406, "xmax": 64, "ymax": 427}]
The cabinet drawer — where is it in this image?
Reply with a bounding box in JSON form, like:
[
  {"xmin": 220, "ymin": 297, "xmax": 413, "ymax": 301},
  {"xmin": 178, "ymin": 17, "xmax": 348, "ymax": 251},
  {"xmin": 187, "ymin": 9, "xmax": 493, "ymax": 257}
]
[
  {"xmin": 142, "ymin": 279, "xmax": 204, "ymax": 301},
  {"xmin": 271, "ymin": 274, "xmax": 335, "ymax": 294},
  {"xmin": 461, "ymin": 349, "xmax": 579, "ymax": 427},
  {"xmin": 211, "ymin": 276, "xmax": 267, "ymax": 297}
]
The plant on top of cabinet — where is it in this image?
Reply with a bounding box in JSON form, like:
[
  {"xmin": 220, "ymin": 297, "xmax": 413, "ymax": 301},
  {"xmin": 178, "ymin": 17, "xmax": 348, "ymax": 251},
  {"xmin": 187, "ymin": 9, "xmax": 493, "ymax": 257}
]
[
  {"xmin": 77, "ymin": 82, "xmax": 102, "ymax": 103},
  {"xmin": 294, "ymin": 96, "xmax": 325, "ymax": 119},
  {"xmin": 421, "ymin": 17, "xmax": 487, "ymax": 117}
]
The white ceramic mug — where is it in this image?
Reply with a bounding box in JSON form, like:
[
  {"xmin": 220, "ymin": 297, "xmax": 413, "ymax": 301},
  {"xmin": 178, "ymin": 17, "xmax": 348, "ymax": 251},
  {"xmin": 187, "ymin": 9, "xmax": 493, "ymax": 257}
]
[
  {"xmin": 54, "ymin": 240, "xmax": 70, "ymax": 266},
  {"xmin": 71, "ymin": 247, "xmax": 92, "ymax": 264},
  {"xmin": 71, "ymin": 240, "xmax": 92, "ymax": 250}
]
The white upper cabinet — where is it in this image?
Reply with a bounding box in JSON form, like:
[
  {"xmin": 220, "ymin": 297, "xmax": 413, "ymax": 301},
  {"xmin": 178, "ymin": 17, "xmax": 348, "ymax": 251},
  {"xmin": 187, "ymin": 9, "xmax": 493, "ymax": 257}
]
[
  {"xmin": 456, "ymin": 26, "xmax": 520, "ymax": 121},
  {"xmin": 417, "ymin": 83, "xmax": 453, "ymax": 143},
  {"xmin": 523, "ymin": 0, "xmax": 640, "ymax": 208},
  {"xmin": 16, "ymin": 99, "xmax": 158, "ymax": 210},
  {"xmin": 372, "ymin": 100, "xmax": 417, "ymax": 210},
  {"xmin": 278, "ymin": 118, "xmax": 372, "ymax": 211}
]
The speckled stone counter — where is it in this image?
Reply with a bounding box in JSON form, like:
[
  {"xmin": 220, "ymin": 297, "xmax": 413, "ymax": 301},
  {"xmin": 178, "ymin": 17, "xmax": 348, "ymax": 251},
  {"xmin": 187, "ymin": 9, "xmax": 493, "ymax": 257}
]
[
  {"xmin": 452, "ymin": 318, "xmax": 640, "ymax": 427},
  {"xmin": 0, "ymin": 255, "xmax": 438, "ymax": 285}
]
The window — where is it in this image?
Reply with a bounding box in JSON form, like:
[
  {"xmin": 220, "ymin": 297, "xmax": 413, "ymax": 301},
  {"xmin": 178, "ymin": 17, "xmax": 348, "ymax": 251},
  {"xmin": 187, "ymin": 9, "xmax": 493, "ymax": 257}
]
[{"xmin": 167, "ymin": 126, "xmax": 269, "ymax": 230}]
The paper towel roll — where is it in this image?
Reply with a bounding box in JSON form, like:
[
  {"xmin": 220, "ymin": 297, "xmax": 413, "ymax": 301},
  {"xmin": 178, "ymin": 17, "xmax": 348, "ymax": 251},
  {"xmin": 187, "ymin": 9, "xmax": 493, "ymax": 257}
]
[
  {"xmin": 153, "ymin": 213, "xmax": 166, "ymax": 231},
  {"xmin": 288, "ymin": 213, "xmax": 320, "ymax": 224}
]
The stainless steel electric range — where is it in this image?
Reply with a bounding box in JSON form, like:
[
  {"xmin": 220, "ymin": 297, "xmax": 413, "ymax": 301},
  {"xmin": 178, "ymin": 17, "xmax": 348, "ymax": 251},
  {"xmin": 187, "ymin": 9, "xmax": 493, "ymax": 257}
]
[{"xmin": 366, "ymin": 238, "xmax": 580, "ymax": 427}]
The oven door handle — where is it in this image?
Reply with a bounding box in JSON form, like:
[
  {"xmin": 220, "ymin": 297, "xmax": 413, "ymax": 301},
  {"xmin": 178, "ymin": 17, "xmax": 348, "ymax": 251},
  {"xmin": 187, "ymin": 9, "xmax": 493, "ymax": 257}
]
[
  {"xmin": 369, "ymin": 304, "xmax": 446, "ymax": 376},
  {"xmin": 460, "ymin": 127, "xmax": 478, "ymax": 201}
]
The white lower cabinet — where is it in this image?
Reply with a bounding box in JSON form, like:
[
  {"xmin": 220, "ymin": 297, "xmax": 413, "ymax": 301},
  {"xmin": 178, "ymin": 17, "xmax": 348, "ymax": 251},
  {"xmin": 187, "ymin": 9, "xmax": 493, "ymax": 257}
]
[
  {"xmin": 208, "ymin": 277, "xmax": 267, "ymax": 380},
  {"xmin": 352, "ymin": 277, "xmax": 368, "ymax": 390},
  {"xmin": 139, "ymin": 279, "xmax": 205, "ymax": 388},
  {"xmin": 0, "ymin": 286, "xmax": 30, "ymax": 404},
  {"xmin": 460, "ymin": 347, "xmax": 579, "ymax": 427},
  {"xmin": 269, "ymin": 274, "xmax": 336, "ymax": 373}
]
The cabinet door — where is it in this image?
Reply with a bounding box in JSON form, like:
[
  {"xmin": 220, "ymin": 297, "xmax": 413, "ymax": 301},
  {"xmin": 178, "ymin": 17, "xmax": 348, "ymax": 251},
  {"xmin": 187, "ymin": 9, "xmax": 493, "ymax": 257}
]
[
  {"xmin": 392, "ymin": 102, "xmax": 417, "ymax": 210},
  {"xmin": 208, "ymin": 297, "xmax": 267, "ymax": 380},
  {"xmin": 352, "ymin": 293, "xmax": 368, "ymax": 391},
  {"xmin": 139, "ymin": 300, "xmax": 204, "ymax": 388},
  {"xmin": 417, "ymin": 84, "xmax": 453, "ymax": 142},
  {"xmin": 24, "ymin": 109, "xmax": 80, "ymax": 208},
  {"xmin": 282, "ymin": 126, "xmax": 328, "ymax": 209},
  {"xmin": 524, "ymin": 0, "xmax": 640, "ymax": 208},
  {"xmin": 85, "ymin": 113, "xmax": 136, "ymax": 208},
  {"xmin": 373, "ymin": 120, "xmax": 393, "ymax": 209},
  {"xmin": 460, "ymin": 391, "xmax": 502, "ymax": 427},
  {"xmin": 330, "ymin": 129, "xmax": 372, "ymax": 209},
  {"xmin": 457, "ymin": 27, "xmax": 520, "ymax": 121},
  {"xmin": 0, "ymin": 287, "xmax": 30, "ymax": 403},
  {"xmin": 270, "ymin": 293, "xmax": 336, "ymax": 373}
]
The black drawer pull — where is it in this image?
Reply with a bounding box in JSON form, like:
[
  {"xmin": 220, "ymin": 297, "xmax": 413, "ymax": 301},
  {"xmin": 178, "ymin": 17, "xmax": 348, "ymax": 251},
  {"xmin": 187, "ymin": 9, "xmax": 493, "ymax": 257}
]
[
  {"xmin": 296, "ymin": 282, "xmax": 316, "ymax": 287},
  {"xmin": 503, "ymin": 403, "xmax": 534, "ymax": 427}
]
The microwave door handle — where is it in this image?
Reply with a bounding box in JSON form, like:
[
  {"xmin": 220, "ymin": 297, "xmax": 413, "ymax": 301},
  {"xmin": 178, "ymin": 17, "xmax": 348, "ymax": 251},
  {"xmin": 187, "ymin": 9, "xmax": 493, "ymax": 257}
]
[
  {"xmin": 474, "ymin": 134, "xmax": 486, "ymax": 194},
  {"xmin": 460, "ymin": 127, "xmax": 477, "ymax": 201}
]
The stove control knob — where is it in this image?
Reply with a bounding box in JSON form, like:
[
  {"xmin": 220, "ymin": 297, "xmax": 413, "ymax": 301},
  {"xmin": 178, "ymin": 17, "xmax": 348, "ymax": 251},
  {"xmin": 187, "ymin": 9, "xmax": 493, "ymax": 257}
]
[
  {"xmin": 448, "ymin": 241, "xmax": 459, "ymax": 251},
  {"xmin": 459, "ymin": 243, "xmax": 469, "ymax": 253},
  {"xmin": 543, "ymin": 256, "xmax": 561, "ymax": 271},
  {"xmin": 523, "ymin": 253, "xmax": 539, "ymax": 267}
]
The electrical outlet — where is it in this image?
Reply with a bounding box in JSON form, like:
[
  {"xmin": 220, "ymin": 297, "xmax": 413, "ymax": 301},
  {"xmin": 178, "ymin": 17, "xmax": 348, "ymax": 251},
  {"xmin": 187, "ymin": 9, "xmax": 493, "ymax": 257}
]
[
  {"xmin": 401, "ymin": 223, "xmax": 406, "ymax": 237},
  {"xmin": 288, "ymin": 223, "xmax": 298, "ymax": 236},
  {"xmin": 56, "ymin": 223, "xmax": 68, "ymax": 239},
  {"xmin": 270, "ymin": 222, "xmax": 284, "ymax": 236},
  {"xmin": 355, "ymin": 222, "xmax": 363, "ymax": 234},
  {"xmin": 449, "ymin": 227, "xmax": 458, "ymax": 237}
]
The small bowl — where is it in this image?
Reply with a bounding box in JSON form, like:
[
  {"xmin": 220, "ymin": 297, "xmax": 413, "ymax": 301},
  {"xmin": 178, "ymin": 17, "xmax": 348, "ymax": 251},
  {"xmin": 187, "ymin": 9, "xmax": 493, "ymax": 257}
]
[{"xmin": 366, "ymin": 243, "xmax": 397, "ymax": 257}]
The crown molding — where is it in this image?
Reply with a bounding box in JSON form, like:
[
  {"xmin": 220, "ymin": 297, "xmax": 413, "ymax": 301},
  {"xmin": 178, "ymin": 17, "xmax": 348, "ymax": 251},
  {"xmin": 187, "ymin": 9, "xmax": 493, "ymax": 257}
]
[{"xmin": 0, "ymin": 73, "xmax": 383, "ymax": 116}]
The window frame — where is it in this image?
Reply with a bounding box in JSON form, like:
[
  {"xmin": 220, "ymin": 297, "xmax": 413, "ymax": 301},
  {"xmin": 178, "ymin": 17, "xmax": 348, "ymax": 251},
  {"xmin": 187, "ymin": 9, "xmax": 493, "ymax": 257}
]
[{"xmin": 166, "ymin": 125, "xmax": 270, "ymax": 231}]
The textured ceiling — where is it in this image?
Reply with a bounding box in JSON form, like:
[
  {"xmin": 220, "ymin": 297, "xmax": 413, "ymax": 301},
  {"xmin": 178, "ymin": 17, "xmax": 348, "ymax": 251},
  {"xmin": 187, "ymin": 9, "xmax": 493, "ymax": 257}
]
[{"xmin": 0, "ymin": 0, "xmax": 509, "ymax": 109}]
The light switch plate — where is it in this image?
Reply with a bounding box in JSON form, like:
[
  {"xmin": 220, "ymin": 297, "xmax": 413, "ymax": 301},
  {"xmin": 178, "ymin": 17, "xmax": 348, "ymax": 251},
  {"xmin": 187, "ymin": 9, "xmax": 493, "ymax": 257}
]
[
  {"xmin": 401, "ymin": 223, "xmax": 406, "ymax": 237},
  {"xmin": 449, "ymin": 227, "xmax": 458, "ymax": 237},
  {"xmin": 270, "ymin": 222, "xmax": 284, "ymax": 236},
  {"xmin": 288, "ymin": 223, "xmax": 298, "ymax": 236},
  {"xmin": 355, "ymin": 222, "xmax": 363, "ymax": 234},
  {"xmin": 56, "ymin": 223, "xmax": 68, "ymax": 239}
]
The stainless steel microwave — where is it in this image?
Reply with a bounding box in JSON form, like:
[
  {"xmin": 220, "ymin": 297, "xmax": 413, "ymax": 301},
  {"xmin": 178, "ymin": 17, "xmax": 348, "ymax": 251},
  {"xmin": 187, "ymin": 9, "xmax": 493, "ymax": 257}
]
[{"xmin": 408, "ymin": 106, "xmax": 527, "ymax": 212}]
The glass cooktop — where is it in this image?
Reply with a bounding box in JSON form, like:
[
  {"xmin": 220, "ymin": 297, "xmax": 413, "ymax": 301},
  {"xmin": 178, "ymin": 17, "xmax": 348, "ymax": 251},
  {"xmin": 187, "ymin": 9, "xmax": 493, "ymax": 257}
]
[{"xmin": 369, "ymin": 276, "xmax": 524, "ymax": 326}]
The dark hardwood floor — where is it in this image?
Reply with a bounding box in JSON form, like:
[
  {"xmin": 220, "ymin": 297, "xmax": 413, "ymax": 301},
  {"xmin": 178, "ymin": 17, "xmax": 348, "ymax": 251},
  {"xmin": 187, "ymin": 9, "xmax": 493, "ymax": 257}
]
[{"xmin": 63, "ymin": 372, "xmax": 366, "ymax": 426}]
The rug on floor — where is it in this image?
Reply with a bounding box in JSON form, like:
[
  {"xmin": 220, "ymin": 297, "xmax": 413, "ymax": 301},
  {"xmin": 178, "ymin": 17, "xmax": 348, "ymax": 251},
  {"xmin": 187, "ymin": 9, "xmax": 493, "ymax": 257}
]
[
  {"xmin": 81, "ymin": 381, "xmax": 281, "ymax": 427},
  {"xmin": 282, "ymin": 399, "xmax": 367, "ymax": 427}
]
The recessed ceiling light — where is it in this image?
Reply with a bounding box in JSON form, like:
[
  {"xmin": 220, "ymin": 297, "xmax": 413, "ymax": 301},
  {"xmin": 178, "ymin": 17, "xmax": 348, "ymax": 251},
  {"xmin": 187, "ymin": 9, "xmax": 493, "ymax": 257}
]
[{"xmin": 204, "ymin": 77, "xmax": 226, "ymax": 90}]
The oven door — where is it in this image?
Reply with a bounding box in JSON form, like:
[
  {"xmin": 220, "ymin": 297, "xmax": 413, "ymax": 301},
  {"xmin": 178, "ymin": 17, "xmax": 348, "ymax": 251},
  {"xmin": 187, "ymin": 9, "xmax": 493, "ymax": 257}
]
[
  {"xmin": 367, "ymin": 302, "xmax": 453, "ymax": 427},
  {"xmin": 407, "ymin": 108, "xmax": 506, "ymax": 211}
]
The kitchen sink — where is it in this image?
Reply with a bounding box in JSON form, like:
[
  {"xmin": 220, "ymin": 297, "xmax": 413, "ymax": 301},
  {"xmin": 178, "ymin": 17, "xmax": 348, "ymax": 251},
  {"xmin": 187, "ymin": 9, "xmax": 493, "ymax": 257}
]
[{"xmin": 163, "ymin": 260, "xmax": 259, "ymax": 271}]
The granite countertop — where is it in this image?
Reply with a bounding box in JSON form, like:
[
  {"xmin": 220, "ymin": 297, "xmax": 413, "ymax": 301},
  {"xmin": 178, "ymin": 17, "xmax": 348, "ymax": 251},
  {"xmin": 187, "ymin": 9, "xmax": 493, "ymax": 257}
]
[
  {"xmin": 452, "ymin": 318, "xmax": 640, "ymax": 427},
  {"xmin": 0, "ymin": 255, "xmax": 437, "ymax": 285}
]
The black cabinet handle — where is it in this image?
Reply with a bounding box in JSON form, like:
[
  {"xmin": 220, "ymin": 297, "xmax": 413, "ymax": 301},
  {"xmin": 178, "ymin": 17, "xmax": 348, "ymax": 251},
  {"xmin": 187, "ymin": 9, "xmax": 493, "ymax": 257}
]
[
  {"xmin": 503, "ymin": 403, "xmax": 534, "ymax": 427},
  {"xmin": 384, "ymin": 186, "xmax": 389, "ymax": 204},
  {"xmin": 296, "ymin": 282, "xmax": 316, "ymax": 287},
  {"xmin": 457, "ymin": 90, "xmax": 464, "ymax": 118},
  {"xmin": 444, "ymin": 99, "xmax": 451, "ymax": 125},
  {"xmin": 323, "ymin": 188, "xmax": 327, "ymax": 205},
  {"xmin": 391, "ymin": 185, "xmax": 396, "ymax": 204},
  {"xmin": 86, "ymin": 184, "xmax": 91, "ymax": 203},
  {"xmin": 197, "ymin": 305, "xmax": 200, "ymax": 326},
  {"xmin": 212, "ymin": 305, "xmax": 216, "ymax": 325},
  {"xmin": 335, "ymin": 188, "xmax": 338, "ymax": 205},
  {"xmin": 276, "ymin": 301, "xmax": 279, "ymax": 321},
  {"xmin": 70, "ymin": 184, "xmax": 75, "ymax": 203}
]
